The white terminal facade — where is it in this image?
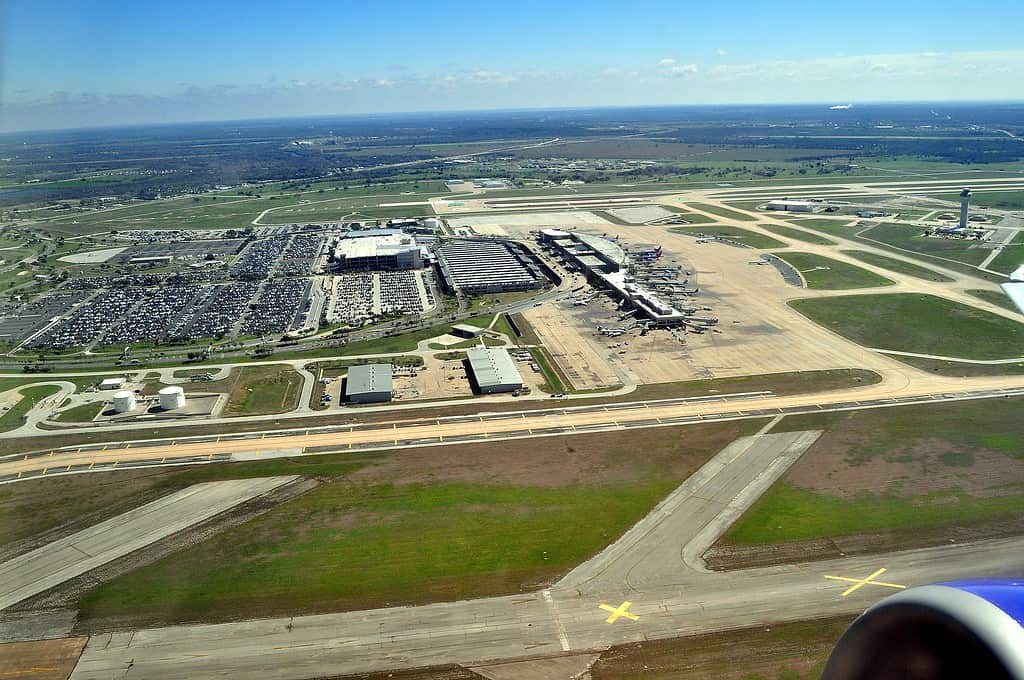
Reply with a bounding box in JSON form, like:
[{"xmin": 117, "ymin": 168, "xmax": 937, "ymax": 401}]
[{"xmin": 539, "ymin": 229, "xmax": 688, "ymax": 326}]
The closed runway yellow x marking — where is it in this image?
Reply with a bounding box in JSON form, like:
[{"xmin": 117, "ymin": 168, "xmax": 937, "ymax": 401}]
[
  {"xmin": 600, "ymin": 601, "xmax": 639, "ymax": 623},
  {"xmin": 824, "ymin": 567, "xmax": 905, "ymax": 597}
]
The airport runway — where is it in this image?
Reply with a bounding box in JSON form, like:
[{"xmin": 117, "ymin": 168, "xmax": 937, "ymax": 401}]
[
  {"xmin": 4, "ymin": 371, "xmax": 1024, "ymax": 484},
  {"xmin": 66, "ymin": 432, "xmax": 1024, "ymax": 680},
  {"xmin": 0, "ymin": 476, "xmax": 298, "ymax": 611}
]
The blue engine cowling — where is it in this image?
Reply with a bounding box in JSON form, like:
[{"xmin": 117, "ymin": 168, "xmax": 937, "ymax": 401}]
[{"xmin": 823, "ymin": 579, "xmax": 1024, "ymax": 680}]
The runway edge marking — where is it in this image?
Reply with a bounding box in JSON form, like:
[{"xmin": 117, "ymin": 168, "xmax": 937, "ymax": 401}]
[{"xmin": 542, "ymin": 589, "xmax": 572, "ymax": 652}]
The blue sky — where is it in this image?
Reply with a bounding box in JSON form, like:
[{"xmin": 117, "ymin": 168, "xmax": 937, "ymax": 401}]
[{"xmin": 2, "ymin": 0, "xmax": 1022, "ymax": 131}]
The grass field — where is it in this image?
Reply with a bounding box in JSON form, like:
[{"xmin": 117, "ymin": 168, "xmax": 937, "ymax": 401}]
[
  {"xmin": 771, "ymin": 252, "xmax": 894, "ymax": 290},
  {"xmin": 790, "ymin": 293, "xmax": 1024, "ymax": 360},
  {"xmin": 54, "ymin": 400, "xmax": 105, "ymax": 422},
  {"xmin": 0, "ymin": 385, "xmax": 60, "ymax": 432},
  {"xmin": 223, "ymin": 366, "xmax": 303, "ymax": 416},
  {"xmin": 669, "ymin": 225, "xmax": 786, "ymax": 249},
  {"xmin": 758, "ymin": 223, "xmax": 836, "ymax": 245},
  {"xmin": 985, "ymin": 232, "xmax": 1024, "ymax": 275},
  {"xmin": 966, "ymin": 288, "xmax": 1020, "ymax": 313},
  {"xmin": 791, "ymin": 219, "xmax": 1006, "ymax": 283},
  {"xmin": 75, "ymin": 420, "xmax": 761, "ymax": 627},
  {"xmin": 685, "ymin": 202, "xmax": 758, "ymax": 222},
  {"xmin": 859, "ymin": 223, "xmax": 991, "ymax": 266},
  {"xmin": 723, "ymin": 398, "xmax": 1024, "ymax": 547},
  {"xmin": 838, "ymin": 250, "xmax": 955, "ymax": 282}
]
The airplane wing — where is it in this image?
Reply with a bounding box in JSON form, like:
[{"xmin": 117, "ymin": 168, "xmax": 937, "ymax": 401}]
[{"xmin": 999, "ymin": 264, "xmax": 1024, "ymax": 315}]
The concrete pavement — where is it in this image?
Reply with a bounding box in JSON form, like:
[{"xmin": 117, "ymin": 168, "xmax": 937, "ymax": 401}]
[
  {"xmin": 0, "ymin": 476, "xmax": 298, "ymax": 611},
  {"xmin": 65, "ymin": 430, "xmax": 1024, "ymax": 679}
]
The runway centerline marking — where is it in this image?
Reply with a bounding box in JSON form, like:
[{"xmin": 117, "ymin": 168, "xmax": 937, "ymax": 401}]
[
  {"xmin": 824, "ymin": 567, "xmax": 905, "ymax": 597},
  {"xmin": 600, "ymin": 600, "xmax": 639, "ymax": 623}
]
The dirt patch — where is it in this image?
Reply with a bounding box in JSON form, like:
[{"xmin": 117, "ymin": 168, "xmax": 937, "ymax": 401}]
[
  {"xmin": 705, "ymin": 514, "xmax": 1024, "ymax": 570},
  {"xmin": 590, "ymin": 616, "xmax": 852, "ymax": 680},
  {"xmin": 350, "ymin": 421, "xmax": 762, "ymax": 488},
  {"xmin": 789, "ymin": 441, "xmax": 1024, "ymax": 498},
  {"xmin": 0, "ymin": 636, "xmax": 87, "ymax": 680}
]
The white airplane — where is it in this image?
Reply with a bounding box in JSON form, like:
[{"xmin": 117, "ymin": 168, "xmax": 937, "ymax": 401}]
[{"xmin": 1000, "ymin": 264, "xmax": 1024, "ymax": 315}]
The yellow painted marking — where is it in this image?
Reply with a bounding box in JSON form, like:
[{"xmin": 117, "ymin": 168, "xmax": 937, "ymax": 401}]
[
  {"xmin": 439, "ymin": 435, "xmax": 444, "ymax": 442},
  {"xmin": 261, "ymin": 433, "xmax": 266, "ymax": 439},
  {"xmin": 88, "ymin": 462, "xmax": 95, "ymax": 470},
  {"xmin": 305, "ymin": 430, "xmax": 309, "ymax": 436},
  {"xmin": 101, "ymin": 445, "xmax": 107, "ymax": 451},
  {"xmin": 23, "ymin": 455, "xmax": 27, "ymax": 460},
  {"xmin": 112, "ymin": 461, "xmax": 118, "ymax": 468},
  {"xmin": 171, "ymin": 440, "xmax": 176, "ymax": 446},
  {"xmin": 348, "ymin": 442, "xmax": 352, "ymax": 449},
  {"xmin": 125, "ymin": 443, "xmax": 131, "ymax": 449},
  {"xmin": 393, "ymin": 423, "xmax": 397, "ymax": 430},
  {"xmin": 394, "ymin": 438, "xmax": 398, "ymax": 445},
  {"xmin": 824, "ymin": 568, "xmax": 905, "ymax": 597},
  {"xmin": 17, "ymin": 471, "xmax": 22, "ymax": 479},
  {"xmin": 528, "ymin": 428, "xmax": 533, "ymax": 434},
  {"xmin": 208, "ymin": 453, "xmax": 214, "ymax": 460},
  {"xmin": 49, "ymin": 450, "xmax": 54, "ymax": 457},
  {"xmin": 570, "ymin": 423, "xmax": 576, "ymax": 431},
  {"xmin": 656, "ymin": 417, "xmax": 662, "ymax": 424},
  {"xmin": 479, "ymin": 416, "xmax": 484, "ymax": 422},
  {"xmin": 66, "ymin": 464, "xmax": 72, "ymax": 471},
  {"xmin": 216, "ymin": 437, "xmax": 220, "ymax": 443},
  {"xmin": 643, "ymin": 403, "xmax": 649, "ymax": 409},
  {"xmin": 600, "ymin": 601, "xmax": 639, "ymax": 624},
  {"xmin": 160, "ymin": 457, "xmax": 166, "ymax": 463},
  {"xmin": 41, "ymin": 468, "xmax": 47, "ymax": 475}
]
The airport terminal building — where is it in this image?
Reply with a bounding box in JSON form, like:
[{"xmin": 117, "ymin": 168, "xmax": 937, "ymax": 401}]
[{"xmin": 539, "ymin": 229, "xmax": 688, "ymax": 326}]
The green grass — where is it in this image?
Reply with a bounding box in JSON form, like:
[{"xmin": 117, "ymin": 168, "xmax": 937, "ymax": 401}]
[
  {"xmin": 669, "ymin": 225, "xmax": 786, "ymax": 250},
  {"xmin": 685, "ymin": 202, "xmax": 757, "ymax": 221},
  {"xmin": 0, "ymin": 384, "xmax": 60, "ymax": 432},
  {"xmin": 772, "ymin": 252, "xmax": 894, "ymax": 290},
  {"xmin": 791, "ymin": 293, "xmax": 1024, "ymax": 360},
  {"xmin": 530, "ymin": 347, "xmax": 567, "ymax": 393},
  {"xmin": 55, "ymin": 400, "xmax": 105, "ymax": 422},
  {"xmin": 859, "ymin": 222, "xmax": 991, "ymax": 266},
  {"xmin": 727, "ymin": 397, "xmax": 1024, "ymax": 545},
  {"xmin": 966, "ymin": 288, "xmax": 1020, "ymax": 313},
  {"xmin": 726, "ymin": 483, "xmax": 1024, "ymax": 545},
  {"xmin": 225, "ymin": 366, "xmax": 302, "ymax": 416},
  {"xmin": 986, "ymin": 233, "xmax": 1024, "ymax": 275},
  {"xmin": 839, "ymin": 250, "xmax": 955, "ymax": 282},
  {"xmin": 78, "ymin": 479, "xmax": 678, "ymax": 624},
  {"xmin": 758, "ymin": 223, "xmax": 836, "ymax": 245}
]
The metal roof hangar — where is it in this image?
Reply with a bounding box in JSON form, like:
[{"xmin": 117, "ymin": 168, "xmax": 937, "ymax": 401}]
[
  {"xmin": 435, "ymin": 239, "xmax": 546, "ymax": 295},
  {"xmin": 345, "ymin": 364, "xmax": 393, "ymax": 403},
  {"xmin": 466, "ymin": 348, "xmax": 524, "ymax": 394}
]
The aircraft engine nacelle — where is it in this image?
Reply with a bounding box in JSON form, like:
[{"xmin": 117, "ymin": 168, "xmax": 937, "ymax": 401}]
[{"xmin": 823, "ymin": 580, "xmax": 1024, "ymax": 680}]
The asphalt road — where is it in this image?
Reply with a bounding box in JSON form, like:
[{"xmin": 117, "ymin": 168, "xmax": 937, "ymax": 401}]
[
  {"xmin": 0, "ymin": 476, "xmax": 297, "ymax": 611},
  {"xmin": 66, "ymin": 431, "xmax": 1024, "ymax": 679}
]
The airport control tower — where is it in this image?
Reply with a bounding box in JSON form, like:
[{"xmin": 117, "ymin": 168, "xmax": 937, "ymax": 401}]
[{"xmin": 959, "ymin": 188, "xmax": 971, "ymax": 229}]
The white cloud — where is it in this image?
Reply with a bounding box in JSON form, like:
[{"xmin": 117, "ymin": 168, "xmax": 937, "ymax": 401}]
[
  {"xmin": 716, "ymin": 48, "xmax": 728, "ymax": 56},
  {"xmin": 658, "ymin": 58, "xmax": 676, "ymax": 67},
  {"xmin": 668, "ymin": 63, "xmax": 699, "ymax": 77}
]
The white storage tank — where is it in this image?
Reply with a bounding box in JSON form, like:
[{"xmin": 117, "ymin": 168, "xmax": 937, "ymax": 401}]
[
  {"xmin": 158, "ymin": 385, "xmax": 186, "ymax": 410},
  {"xmin": 112, "ymin": 390, "xmax": 136, "ymax": 413}
]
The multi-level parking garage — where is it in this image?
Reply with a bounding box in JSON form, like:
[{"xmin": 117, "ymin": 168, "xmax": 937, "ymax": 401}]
[{"xmin": 435, "ymin": 239, "xmax": 547, "ymax": 295}]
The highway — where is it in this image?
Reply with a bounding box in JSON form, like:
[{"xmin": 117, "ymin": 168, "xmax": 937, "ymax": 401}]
[{"xmin": 66, "ymin": 429, "xmax": 1024, "ymax": 679}]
